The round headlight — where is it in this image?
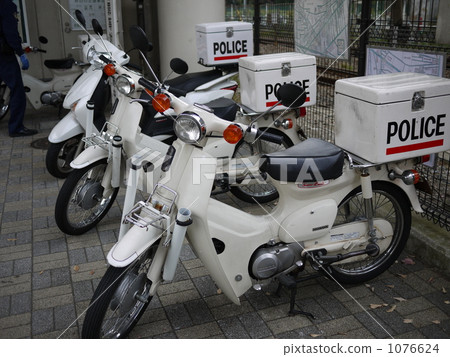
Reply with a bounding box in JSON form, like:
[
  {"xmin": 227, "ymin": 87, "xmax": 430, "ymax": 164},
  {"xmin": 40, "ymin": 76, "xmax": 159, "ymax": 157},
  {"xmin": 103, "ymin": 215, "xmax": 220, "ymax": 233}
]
[
  {"xmin": 174, "ymin": 112, "xmax": 206, "ymax": 144},
  {"xmin": 115, "ymin": 74, "xmax": 135, "ymax": 95}
]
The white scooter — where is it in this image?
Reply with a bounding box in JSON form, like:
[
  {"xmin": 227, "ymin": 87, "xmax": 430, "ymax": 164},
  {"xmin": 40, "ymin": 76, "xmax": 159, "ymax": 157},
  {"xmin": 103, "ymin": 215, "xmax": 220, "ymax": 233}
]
[
  {"xmin": 45, "ymin": 12, "xmax": 130, "ymax": 178},
  {"xmin": 53, "ymin": 26, "xmax": 304, "ymax": 236},
  {"xmin": 81, "ymin": 76, "xmax": 428, "ymax": 338},
  {"xmin": 0, "ymin": 36, "xmax": 84, "ymax": 120}
]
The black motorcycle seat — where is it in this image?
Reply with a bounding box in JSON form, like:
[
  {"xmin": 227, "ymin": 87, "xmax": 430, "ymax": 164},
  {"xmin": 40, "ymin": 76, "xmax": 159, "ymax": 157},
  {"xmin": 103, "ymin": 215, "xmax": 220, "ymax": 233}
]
[
  {"xmin": 44, "ymin": 58, "xmax": 75, "ymax": 70},
  {"xmin": 203, "ymin": 97, "xmax": 239, "ymax": 122},
  {"xmin": 166, "ymin": 69, "xmax": 223, "ymax": 96},
  {"xmin": 260, "ymin": 138, "xmax": 344, "ymax": 183}
]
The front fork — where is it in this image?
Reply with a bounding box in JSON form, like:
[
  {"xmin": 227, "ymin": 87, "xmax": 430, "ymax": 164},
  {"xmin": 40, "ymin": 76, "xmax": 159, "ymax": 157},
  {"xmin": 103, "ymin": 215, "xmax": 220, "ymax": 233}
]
[{"xmin": 360, "ymin": 171, "xmax": 377, "ymax": 240}]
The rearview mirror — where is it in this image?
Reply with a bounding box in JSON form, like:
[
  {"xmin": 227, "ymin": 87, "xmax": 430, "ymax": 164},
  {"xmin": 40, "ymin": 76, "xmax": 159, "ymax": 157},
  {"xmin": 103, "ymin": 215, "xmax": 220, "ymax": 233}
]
[
  {"xmin": 276, "ymin": 83, "xmax": 306, "ymax": 108},
  {"xmin": 170, "ymin": 58, "xmax": 189, "ymax": 75},
  {"xmin": 75, "ymin": 10, "xmax": 86, "ymax": 29},
  {"xmin": 92, "ymin": 19, "xmax": 103, "ymax": 36},
  {"xmin": 129, "ymin": 25, "xmax": 153, "ymax": 53}
]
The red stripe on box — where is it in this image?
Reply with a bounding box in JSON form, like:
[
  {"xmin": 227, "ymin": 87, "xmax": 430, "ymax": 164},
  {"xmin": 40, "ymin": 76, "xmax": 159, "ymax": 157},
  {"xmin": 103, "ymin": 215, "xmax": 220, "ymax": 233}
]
[
  {"xmin": 214, "ymin": 54, "xmax": 248, "ymax": 61},
  {"xmin": 386, "ymin": 139, "xmax": 444, "ymax": 155},
  {"xmin": 265, "ymin": 97, "xmax": 310, "ymax": 107}
]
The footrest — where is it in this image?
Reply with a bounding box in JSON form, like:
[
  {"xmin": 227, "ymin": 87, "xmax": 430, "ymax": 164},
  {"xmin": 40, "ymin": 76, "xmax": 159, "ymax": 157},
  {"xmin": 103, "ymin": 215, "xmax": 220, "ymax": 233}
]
[{"xmin": 277, "ymin": 274, "xmax": 297, "ymax": 289}]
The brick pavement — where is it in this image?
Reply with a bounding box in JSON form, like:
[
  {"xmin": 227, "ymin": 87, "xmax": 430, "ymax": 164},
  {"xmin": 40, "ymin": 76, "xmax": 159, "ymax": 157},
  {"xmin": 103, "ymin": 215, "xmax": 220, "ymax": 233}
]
[{"xmin": 0, "ymin": 108, "xmax": 449, "ymax": 339}]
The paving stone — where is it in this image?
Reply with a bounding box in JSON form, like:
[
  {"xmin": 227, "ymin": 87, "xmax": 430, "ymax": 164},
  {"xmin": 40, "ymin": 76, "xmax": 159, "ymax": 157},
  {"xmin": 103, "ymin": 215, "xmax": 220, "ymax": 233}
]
[
  {"xmin": 165, "ymin": 303, "xmax": 193, "ymax": 330},
  {"xmin": 218, "ymin": 316, "xmax": 250, "ymax": 338},
  {"xmin": 10, "ymin": 291, "xmax": 32, "ymax": 315},
  {"xmin": 72, "ymin": 280, "xmax": 94, "ymax": 303},
  {"xmin": 85, "ymin": 245, "xmax": 105, "ymax": 262},
  {"xmin": 0, "ymin": 260, "xmax": 13, "ymax": 278},
  {"xmin": 0, "ymin": 295, "xmax": 10, "ymax": 318},
  {"xmin": 32, "ymin": 308, "xmax": 54, "ymax": 336},
  {"xmin": 14, "ymin": 257, "xmax": 32, "ymax": 275},
  {"xmin": 184, "ymin": 299, "xmax": 214, "ymax": 325},
  {"xmin": 32, "ymin": 270, "xmax": 52, "ymax": 290},
  {"xmin": 238, "ymin": 311, "xmax": 272, "ymax": 338}
]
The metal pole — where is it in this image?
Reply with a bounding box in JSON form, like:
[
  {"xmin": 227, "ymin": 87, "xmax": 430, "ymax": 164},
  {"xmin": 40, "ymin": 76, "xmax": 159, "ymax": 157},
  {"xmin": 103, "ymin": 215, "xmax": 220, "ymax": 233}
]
[
  {"xmin": 254, "ymin": 0, "xmax": 260, "ymax": 55},
  {"xmin": 358, "ymin": 0, "xmax": 372, "ymax": 76}
]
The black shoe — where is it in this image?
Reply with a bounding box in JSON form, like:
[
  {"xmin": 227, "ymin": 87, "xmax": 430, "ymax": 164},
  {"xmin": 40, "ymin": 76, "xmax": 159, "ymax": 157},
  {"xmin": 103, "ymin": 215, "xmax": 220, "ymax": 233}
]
[{"xmin": 9, "ymin": 127, "xmax": 38, "ymax": 137}]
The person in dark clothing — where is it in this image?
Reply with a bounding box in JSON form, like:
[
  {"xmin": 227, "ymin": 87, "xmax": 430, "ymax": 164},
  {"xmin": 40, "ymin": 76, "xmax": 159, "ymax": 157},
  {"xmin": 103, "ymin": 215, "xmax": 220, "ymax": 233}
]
[{"xmin": 0, "ymin": 0, "xmax": 37, "ymax": 137}]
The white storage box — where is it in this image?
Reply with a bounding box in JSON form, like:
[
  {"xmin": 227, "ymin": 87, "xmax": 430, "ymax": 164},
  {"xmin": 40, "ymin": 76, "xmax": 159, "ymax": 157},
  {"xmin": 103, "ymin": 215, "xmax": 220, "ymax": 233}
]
[
  {"xmin": 335, "ymin": 73, "xmax": 450, "ymax": 163},
  {"xmin": 195, "ymin": 21, "xmax": 253, "ymax": 66},
  {"xmin": 239, "ymin": 52, "xmax": 316, "ymax": 113}
]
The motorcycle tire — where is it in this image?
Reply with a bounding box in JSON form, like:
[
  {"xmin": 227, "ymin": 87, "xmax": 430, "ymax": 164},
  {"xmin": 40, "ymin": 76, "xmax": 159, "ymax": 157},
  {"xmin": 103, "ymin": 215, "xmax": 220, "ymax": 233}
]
[
  {"xmin": 0, "ymin": 82, "xmax": 10, "ymax": 120},
  {"xmin": 230, "ymin": 128, "xmax": 294, "ymax": 203},
  {"xmin": 55, "ymin": 159, "xmax": 119, "ymax": 235},
  {"xmin": 82, "ymin": 245, "xmax": 157, "ymax": 338},
  {"xmin": 45, "ymin": 135, "xmax": 83, "ymax": 178},
  {"xmin": 329, "ymin": 181, "xmax": 411, "ymax": 284}
]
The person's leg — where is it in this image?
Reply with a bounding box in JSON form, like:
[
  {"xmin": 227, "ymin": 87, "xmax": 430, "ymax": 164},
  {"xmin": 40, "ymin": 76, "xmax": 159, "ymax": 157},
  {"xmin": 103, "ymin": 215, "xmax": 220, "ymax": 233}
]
[{"xmin": 3, "ymin": 60, "xmax": 27, "ymax": 135}]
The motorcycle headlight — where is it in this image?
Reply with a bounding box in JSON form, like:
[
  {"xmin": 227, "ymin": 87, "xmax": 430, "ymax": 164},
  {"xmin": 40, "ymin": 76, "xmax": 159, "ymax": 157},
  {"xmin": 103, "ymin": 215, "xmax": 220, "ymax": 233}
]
[
  {"xmin": 174, "ymin": 112, "xmax": 206, "ymax": 144},
  {"xmin": 115, "ymin": 74, "xmax": 135, "ymax": 95}
]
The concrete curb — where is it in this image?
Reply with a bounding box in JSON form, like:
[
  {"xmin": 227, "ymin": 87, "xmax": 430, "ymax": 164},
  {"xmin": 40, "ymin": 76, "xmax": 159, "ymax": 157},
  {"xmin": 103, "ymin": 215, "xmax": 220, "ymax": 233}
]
[{"xmin": 407, "ymin": 214, "xmax": 450, "ymax": 278}]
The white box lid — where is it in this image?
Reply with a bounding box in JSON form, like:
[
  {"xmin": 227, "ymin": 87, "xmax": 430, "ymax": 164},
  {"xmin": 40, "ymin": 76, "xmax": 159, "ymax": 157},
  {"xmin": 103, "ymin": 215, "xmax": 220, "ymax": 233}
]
[
  {"xmin": 195, "ymin": 21, "xmax": 253, "ymax": 33},
  {"xmin": 239, "ymin": 52, "xmax": 316, "ymax": 71},
  {"xmin": 335, "ymin": 73, "xmax": 450, "ymax": 104}
]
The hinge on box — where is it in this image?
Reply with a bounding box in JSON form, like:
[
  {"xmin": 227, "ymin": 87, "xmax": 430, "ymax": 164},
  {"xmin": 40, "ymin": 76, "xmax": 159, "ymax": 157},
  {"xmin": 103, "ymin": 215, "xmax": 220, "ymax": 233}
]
[
  {"xmin": 226, "ymin": 27, "xmax": 234, "ymax": 38},
  {"xmin": 282, "ymin": 62, "xmax": 291, "ymax": 77},
  {"xmin": 412, "ymin": 91, "xmax": 425, "ymax": 111}
]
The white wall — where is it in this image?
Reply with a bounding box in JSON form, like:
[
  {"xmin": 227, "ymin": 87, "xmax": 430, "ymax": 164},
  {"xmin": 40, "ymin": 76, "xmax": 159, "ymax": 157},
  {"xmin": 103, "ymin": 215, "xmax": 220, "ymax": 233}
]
[{"xmin": 157, "ymin": 0, "xmax": 225, "ymax": 76}]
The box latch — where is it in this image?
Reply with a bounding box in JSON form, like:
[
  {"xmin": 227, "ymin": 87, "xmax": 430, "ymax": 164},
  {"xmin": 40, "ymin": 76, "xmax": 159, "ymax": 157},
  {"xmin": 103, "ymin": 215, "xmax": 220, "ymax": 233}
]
[
  {"xmin": 412, "ymin": 91, "xmax": 425, "ymax": 111},
  {"xmin": 226, "ymin": 27, "xmax": 234, "ymax": 38},
  {"xmin": 281, "ymin": 62, "xmax": 291, "ymax": 77}
]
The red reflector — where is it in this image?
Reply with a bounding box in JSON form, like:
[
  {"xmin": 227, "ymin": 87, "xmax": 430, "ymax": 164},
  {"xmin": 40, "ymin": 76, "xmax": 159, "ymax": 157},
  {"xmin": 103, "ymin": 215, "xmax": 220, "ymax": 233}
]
[
  {"xmin": 299, "ymin": 107, "xmax": 307, "ymax": 117},
  {"xmin": 221, "ymin": 84, "xmax": 238, "ymax": 93}
]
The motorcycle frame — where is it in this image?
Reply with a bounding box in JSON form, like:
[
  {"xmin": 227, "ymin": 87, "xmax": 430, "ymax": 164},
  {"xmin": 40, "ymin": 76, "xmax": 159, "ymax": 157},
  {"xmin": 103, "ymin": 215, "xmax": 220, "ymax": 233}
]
[
  {"xmin": 22, "ymin": 66, "xmax": 83, "ymax": 110},
  {"xmin": 106, "ymin": 97, "xmax": 423, "ymax": 306}
]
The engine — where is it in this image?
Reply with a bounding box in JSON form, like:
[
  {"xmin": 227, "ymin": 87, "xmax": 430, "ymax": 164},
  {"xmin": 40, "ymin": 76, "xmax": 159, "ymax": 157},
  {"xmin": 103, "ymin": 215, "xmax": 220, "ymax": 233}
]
[
  {"xmin": 250, "ymin": 242, "xmax": 303, "ymax": 280},
  {"xmin": 41, "ymin": 91, "xmax": 63, "ymax": 106}
]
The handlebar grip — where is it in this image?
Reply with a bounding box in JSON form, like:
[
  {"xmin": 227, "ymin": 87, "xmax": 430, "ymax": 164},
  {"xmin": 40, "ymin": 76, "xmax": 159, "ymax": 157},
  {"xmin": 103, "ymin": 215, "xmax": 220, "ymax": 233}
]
[
  {"xmin": 99, "ymin": 54, "xmax": 112, "ymax": 64},
  {"xmin": 37, "ymin": 49, "xmax": 47, "ymax": 53},
  {"xmin": 138, "ymin": 77, "xmax": 158, "ymax": 93},
  {"xmin": 256, "ymin": 130, "xmax": 284, "ymax": 145},
  {"xmin": 166, "ymin": 86, "xmax": 187, "ymax": 98}
]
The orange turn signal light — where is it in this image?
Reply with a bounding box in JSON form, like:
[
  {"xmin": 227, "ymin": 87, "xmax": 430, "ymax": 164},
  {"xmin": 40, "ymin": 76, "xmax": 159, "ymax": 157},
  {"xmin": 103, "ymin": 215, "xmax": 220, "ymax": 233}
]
[
  {"xmin": 103, "ymin": 63, "xmax": 116, "ymax": 76},
  {"xmin": 152, "ymin": 93, "xmax": 171, "ymax": 112},
  {"xmin": 223, "ymin": 124, "xmax": 243, "ymax": 144}
]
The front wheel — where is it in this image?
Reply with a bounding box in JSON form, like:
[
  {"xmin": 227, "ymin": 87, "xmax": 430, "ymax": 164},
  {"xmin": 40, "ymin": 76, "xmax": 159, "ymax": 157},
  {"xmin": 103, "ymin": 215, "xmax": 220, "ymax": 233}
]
[
  {"xmin": 0, "ymin": 82, "xmax": 10, "ymax": 120},
  {"xmin": 329, "ymin": 181, "xmax": 411, "ymax": 284},
  {"xmin": 55, "ymin": 159, "xmax": 119, "ymax": 235},
  {"xmin": 45, "ymin": 135, "xmax": 83, "ymax": 178},
  {"xmin": 230, "ymin": 129, "xmax": 294, "ymax": 203},
  {"xmin": 82, "ymin": 245, "xmax": 157, "ymax": 338}
]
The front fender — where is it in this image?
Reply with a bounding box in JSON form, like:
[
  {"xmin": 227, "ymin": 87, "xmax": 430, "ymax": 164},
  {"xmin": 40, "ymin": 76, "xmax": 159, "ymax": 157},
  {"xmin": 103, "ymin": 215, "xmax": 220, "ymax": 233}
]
[
  {"xmin": 48, "ymin": 111, "xmax": 84, "ymax": 143},
  {"xmin": 107, "ymin": 224, "xmax": 162, "ymax": 267},
  {"xmin": 70, "ymin": 145, "xmax": 108, "ymax": 169}
]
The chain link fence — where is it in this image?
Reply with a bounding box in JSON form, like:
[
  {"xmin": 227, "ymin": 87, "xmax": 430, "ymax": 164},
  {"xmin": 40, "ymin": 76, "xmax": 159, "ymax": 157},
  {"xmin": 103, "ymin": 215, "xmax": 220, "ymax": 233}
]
[{"xmin": 226, "ymin": 0, "xmax": 450, "ymax": 230}]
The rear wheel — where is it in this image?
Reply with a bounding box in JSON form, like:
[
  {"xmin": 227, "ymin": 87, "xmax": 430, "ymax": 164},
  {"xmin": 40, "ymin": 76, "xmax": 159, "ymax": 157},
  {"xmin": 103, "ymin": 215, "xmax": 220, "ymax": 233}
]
[
  {"xmin": 82, "ymin": 245, "xmax": 157, "ymax": 338},
  {"xmin": 329, "ymin": 181, "xmax": 411, "ymax": 284},
  {"xmin": 46, "ymin": 135, "xmax": 83, "ymax": 178},
  {"xmin": 230, "ymin": 129, "xmax": 293, "ymax": 203},
  {"xmin": 55, "ymin": 159, "xmax": 118, "ymax": 235},
  {"xmin": 0, "ymin": 82, "xmax": 10, "ymax": 120}
]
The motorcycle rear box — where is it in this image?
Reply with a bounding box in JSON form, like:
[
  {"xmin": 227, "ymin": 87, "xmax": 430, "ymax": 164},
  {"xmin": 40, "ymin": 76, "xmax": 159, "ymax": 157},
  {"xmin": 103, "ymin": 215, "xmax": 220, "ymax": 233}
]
[
  {"xmin": 195, "ymin": 21, "xmax": 253, "ymax": 66},
  {"xmin": 335, "ymin": 73, "xmax": 450, "ymax": 164},
  {"xmin": 238, "ymin": 52, "xmax": 317, "ymax": 113}
]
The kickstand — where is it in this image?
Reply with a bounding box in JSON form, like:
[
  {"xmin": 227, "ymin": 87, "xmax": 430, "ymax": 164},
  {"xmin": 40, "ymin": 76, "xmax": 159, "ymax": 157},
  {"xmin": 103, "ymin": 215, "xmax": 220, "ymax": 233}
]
[{"xmin": 276, "ymin": 274, "xmax": 316, "ymax": 319}]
